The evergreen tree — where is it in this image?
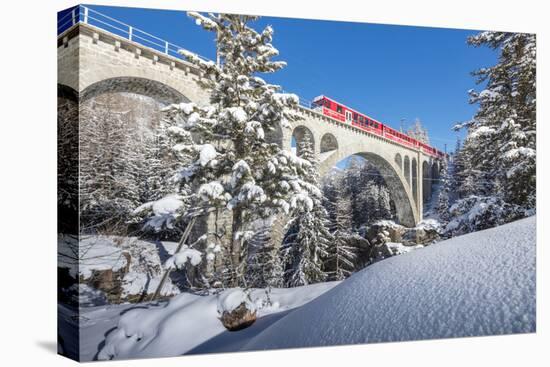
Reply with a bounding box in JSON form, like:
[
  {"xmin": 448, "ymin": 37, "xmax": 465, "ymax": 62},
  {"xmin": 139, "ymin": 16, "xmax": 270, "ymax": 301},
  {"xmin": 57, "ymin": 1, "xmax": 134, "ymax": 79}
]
[
  {"xmin": 245, "ymin": 225, "xmax": 284, "ymax": 288},
  {"xmin": 79, "ymin": 103, "xmax": 141, "ymax": 232},
  {"xmin": 455, "ymin": 31, "xmax": 536, "ymax": 209},
  {"xmin": 445, "ymin": 31, "xmax": 535, "ymax": 235},
  {"xmin": 325, "ymin": 192, "xmax": 356, "ymax": 281},
  {"xmin": 281, "ymin": 135, "xmax": 332, "ymax": 287},
  {"xmin": 57, "ymin": 95, "xmax": 79, "ymax": 234},
  {"xmin": 162, "ymin": 13, "xmax": 314, "ymax": 287},
  {"xmin": 437, "ymin": 163, "xmax": 451, "ymax": 223},
  {"xmin": 407, "ymin": 118, "xmax": 430, "ymax": 144}
]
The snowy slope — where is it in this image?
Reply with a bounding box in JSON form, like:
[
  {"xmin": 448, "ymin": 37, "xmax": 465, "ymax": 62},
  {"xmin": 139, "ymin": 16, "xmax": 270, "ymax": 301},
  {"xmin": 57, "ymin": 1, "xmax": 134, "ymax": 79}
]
[
  {"xmin": 92, "ymin": 216, "xmax": 535, "ymax": 360},
  {"xmin": 96, "ymin": 282, "xmax": 338, "ymax": 360},
  {"xmin": 242, "ymin": 216, "xmax": 536, "ymax": 351}
]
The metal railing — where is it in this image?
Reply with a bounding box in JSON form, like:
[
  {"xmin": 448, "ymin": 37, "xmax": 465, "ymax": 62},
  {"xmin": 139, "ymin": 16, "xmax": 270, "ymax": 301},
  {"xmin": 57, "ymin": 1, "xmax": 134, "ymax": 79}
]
[{"xmin": 57, "ymin": 5, "xmax": 210, "ymax": 62}]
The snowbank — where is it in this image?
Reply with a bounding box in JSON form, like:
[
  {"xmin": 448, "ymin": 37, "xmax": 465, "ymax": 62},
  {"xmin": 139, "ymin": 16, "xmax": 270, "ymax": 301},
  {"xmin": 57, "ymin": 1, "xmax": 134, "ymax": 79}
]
[
  {"xmin": 97, "ymin": 282, "xmax": 338, "ymax": 360},
  {"xmin": 243, "ymin": 216, "xmax": 536, "ymax": 350}
]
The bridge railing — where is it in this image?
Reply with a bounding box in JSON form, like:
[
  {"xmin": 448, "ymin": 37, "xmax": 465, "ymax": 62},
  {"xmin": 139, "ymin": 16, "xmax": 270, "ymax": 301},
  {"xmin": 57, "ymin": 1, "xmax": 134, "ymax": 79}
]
[{"xmin": 57, "ymin": 5, "xmax": 211, "ymax": 63}]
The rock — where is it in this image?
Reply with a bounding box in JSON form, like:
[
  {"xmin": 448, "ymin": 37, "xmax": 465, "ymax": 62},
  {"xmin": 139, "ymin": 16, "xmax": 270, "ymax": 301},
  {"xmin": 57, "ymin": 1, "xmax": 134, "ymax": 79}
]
[{"xmin": 220, "ymin": 302, "xmax": 257, "ymax": 331}]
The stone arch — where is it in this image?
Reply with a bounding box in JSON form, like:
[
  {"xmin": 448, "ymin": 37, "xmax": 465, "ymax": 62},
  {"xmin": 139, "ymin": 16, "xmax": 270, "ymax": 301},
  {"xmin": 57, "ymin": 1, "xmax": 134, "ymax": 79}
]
[
  {"xmin": 292, "ymin": 126, "xmax": 315, "ymax": 156},
  {"xmin": 412, "ymin": 157, "xmax": 418, "ymax": 204},
  {"xmin": 394, "ymin": 153, "xmax": 402, "ymax": 170},
  {"xmin": 422, "ymin": 161, "xmax": 431, "ymax": 203},
  {"xmin": 403, "ymin": 155, "xmax": 410, "ymax": 186},
  {"xmin": 323, "ymin": 152, "xmax": 417, "ymax": 227},
  {"xmin": 81, "ymin": 76, "xmax": 188, "ymax": 105},
  {"xmin": 320, "ymin": 133, "xmax": 338, "ymax": 153},
  {"xmin": 58, "ymin": 83, "xmax": 78, "ymax": 102}
]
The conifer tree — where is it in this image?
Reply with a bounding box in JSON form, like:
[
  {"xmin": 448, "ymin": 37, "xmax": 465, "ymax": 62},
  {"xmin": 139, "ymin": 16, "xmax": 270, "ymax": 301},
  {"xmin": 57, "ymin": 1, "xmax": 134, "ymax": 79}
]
[
  {"xmin": 161, "ymin": 13, "xmax": 315, "ymax": 287},
  {"xmin": 407, "ymin": 118, "xmax": 430, "ymax": 144},
  {"xmin": 325, "ymin": 192, "xmax": 356, "ymax": 281},
  {"xmin": 455, "ymin": 32, "xmax": 536, "ymax": 209},
  {"xmin": 281, "ymin": 135, "xmax": 332, "ymax": 287},
  {"xmin": 437, "ymin": 163, "xmax": 451, "ymax": 223}
]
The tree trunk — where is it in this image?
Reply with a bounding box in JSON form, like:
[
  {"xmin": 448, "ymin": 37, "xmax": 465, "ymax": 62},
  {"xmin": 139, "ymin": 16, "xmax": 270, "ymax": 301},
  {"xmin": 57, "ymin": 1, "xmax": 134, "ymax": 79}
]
[{"xmin": 231, "ymin": 208, "xmax": 243, "ymax": 286}]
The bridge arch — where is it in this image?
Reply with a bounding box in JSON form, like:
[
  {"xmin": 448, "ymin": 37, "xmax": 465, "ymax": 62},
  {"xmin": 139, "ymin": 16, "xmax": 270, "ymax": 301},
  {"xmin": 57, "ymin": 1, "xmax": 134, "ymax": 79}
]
[
  {"xmin": 320, "ymin": 133, "xmax": 338, "ymax": 153},
  {"xmin": 395, "ymin": 153, "xmax": 402, "ymax": 170},
  {"xmin": 81, "ymin": 76, "xmax": 188, "ymax": 105},
  {"xmin": 403, "ymin": 155, "xmax": 410, "ymax": 186},
  {"xmin": 292, "ymin": 126, "xmax": 315, "ymax": 156},
  {"xmin": 321, "ymin": 151, "xmax": 417, "ymax": 227}
]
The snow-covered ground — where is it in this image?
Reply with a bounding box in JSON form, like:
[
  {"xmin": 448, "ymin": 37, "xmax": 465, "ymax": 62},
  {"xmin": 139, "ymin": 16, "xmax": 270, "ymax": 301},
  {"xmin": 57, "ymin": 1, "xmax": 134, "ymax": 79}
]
[
  {"xmin": 67, "ymin": 282, "xmax": 338, "ymax": 361},
  {"xmin": 242, "ymin": 215, "xmax": 536, "ymax": 351},
  {"xmin": 66, "ymin": 216, "xmax": 535, "ymax": 361}
]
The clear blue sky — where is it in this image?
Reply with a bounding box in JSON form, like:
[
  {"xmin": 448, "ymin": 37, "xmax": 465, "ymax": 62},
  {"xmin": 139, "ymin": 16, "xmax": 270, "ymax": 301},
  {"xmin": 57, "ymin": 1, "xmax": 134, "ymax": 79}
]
[{"xmin": 80, "ymin": 4, "xmax": 497, "ymax": 153}]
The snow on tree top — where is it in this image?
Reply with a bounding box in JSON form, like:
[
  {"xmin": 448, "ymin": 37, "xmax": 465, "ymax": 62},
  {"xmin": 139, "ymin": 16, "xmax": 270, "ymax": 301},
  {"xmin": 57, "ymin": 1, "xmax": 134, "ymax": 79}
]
[
  {"xmin": 198, "ymin": 144, "xmax": 218, "ymax": 166},
  {"xmin": 198, "ymin": 181, "xmax": 229, "ymax": 203},
  {"xmin": 226, "ymin": 107, "xmax": 248, "ymax": 123},
  {"xmin": 469, "ymin": 126, "xmax": 496, "ymax": 139},
  {"xmin": 504, "ymin": 147, "xmax": 536, "ymax": 160}
]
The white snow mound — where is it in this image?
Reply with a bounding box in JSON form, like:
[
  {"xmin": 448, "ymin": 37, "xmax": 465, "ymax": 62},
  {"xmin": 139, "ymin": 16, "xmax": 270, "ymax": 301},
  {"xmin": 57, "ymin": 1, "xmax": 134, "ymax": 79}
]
[{"xmin": 242, "ymin": 216, "xmax": 536, "ymax": 351}]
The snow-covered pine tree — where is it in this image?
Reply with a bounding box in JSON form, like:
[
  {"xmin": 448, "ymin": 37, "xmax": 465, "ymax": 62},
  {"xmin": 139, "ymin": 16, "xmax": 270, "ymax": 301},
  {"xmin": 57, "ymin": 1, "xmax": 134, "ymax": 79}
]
[
  {"xmin": 437, "ymin": 162, "xmax": 451, "ymax": 223},
  {"xmin": 58, "ymin": 94, "xmax": 79, "ymax": 234},
  {"xmin": 407, "ymin": 118, "xmax": 430, "ymax": 144},
  {"xmin": 139, "ymin": 119, "xmax": 179, "ymax": 204},
  {"xmin": 444, "ymin": 31, "xmax": 535, "ymax": 235},
  {"xmin": 131, "ymin": 113, "xmax": 193, "ymax": 239},
  {"xmin": 161, "ymin": 13, "xmax": 314, "ymax": 287},
  {"xmin": 79, "ymin": 103, "xmax": 141, "ymax": 232},
  {"xmin": 246, "ymin": 223, "xmax": 284, "ymax": 288},
  {"xmin": 450, "ymin": 137, "xmax": 464, "ymax": 197},
  {"xmin": 354, "ymin": 161, "xmax": 395, "ymax": 227},
  {"xmin": 281, "ymin": 135, "xmax": 332, "ymax": 287},
  {"xmin": 457, "ymin": 31, "xmax": 536, "ymax": 208},
  {"xmin": 344, "ymin": 156, "xmax": 364, "ymax": 228},
  {"xmin": 325, "ymin": 192, "xmax": 357, "ymax": 281}
]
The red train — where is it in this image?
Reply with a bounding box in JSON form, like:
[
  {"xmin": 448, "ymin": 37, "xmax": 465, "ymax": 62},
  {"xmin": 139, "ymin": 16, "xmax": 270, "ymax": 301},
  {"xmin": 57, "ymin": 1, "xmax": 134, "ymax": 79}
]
[{"xmin": 311, "ymin": 95, "xmax": 445, "ymax": 159}]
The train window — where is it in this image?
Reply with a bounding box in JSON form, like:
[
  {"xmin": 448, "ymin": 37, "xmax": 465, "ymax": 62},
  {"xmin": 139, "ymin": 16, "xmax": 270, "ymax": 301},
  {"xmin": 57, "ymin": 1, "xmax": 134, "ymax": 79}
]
[
  {"xmin": 336, "ymin": 105, "xmax": 343, "ymax": 114},
  {"xmin": 353, "ymin": 113, "xmax": 358, "ymax": 121},
  {"xmin": 324, "ymin": 100, "xmax": 331, "ymax": 108}
]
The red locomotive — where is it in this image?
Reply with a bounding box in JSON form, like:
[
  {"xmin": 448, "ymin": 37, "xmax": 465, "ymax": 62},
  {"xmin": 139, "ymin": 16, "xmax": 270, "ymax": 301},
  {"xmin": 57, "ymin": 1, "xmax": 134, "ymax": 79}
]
[{"xmin": 310, "ymin": 95, "xmax": 445, "ymax": 159}]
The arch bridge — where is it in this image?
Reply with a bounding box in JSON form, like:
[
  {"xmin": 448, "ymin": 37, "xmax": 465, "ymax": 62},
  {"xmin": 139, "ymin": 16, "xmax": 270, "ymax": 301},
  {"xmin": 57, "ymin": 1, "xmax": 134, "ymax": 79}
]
[{"xmin": 58, "ymin": 16, "xmax": 445, "ymax": 227}]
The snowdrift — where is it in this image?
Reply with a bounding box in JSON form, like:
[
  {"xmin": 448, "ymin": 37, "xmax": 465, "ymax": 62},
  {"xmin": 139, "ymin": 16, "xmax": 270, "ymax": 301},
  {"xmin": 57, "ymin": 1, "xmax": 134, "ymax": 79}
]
[
  {"xmin": 97, "ymin": 282, "xmax": 338, "ymax": 360},
  {"xmin": 96, "ymin": 216, "xmax": 535, "ymax": 360},
  {"xmin": 243, "ymin": 216, "xmax": 536, "ymax": 351}
]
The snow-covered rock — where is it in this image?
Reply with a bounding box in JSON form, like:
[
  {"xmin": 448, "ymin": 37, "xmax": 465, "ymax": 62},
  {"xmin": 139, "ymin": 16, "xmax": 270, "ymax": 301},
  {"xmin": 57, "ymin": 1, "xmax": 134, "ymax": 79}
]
[
  {"xmin": 58, "ymin": 235, "xmax": 181, "ymax": 304},
  {"xmin": 217, "ymin": 289, "xmax": 258, "ymax": 331},
  {"xmin": 241, "ymin": 216, "xmax": 536, "ymax": 351}
]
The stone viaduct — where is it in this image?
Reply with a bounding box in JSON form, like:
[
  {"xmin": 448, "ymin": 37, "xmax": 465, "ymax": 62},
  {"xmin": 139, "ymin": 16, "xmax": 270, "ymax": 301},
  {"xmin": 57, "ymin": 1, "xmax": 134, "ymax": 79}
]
[{"xmin": 58, "ymin": 21, "xmax": 444, "ymax": 227}]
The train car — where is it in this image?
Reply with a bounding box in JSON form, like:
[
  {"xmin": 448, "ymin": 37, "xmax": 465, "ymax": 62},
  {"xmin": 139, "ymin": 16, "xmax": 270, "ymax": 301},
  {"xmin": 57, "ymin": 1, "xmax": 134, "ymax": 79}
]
[{"xmin": 311, "ymin": 95, "xmax": 445, "ymax": 158}]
